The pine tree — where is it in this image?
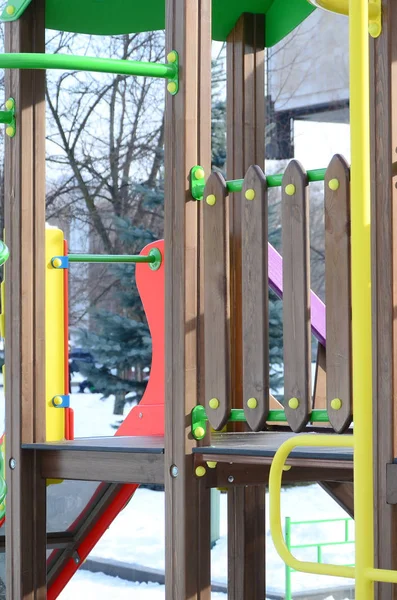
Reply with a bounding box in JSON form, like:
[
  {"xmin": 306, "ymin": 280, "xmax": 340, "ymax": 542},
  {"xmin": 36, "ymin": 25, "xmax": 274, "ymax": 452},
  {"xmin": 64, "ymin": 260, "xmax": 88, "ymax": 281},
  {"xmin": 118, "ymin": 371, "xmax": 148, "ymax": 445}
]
[{"xmin": 74, "ymin": 185, "xmax": 162, "ymax": 415}]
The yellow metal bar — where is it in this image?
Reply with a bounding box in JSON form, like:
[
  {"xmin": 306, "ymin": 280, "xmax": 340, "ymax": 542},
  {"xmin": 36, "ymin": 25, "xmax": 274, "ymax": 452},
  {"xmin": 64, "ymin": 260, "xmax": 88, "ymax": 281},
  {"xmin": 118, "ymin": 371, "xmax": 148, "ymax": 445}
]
[
  {"xmin": 269, "ymin": 435, "xmax": 355, "ymax": 579},
  {"xmin": 349, "ymin": 0, "xmax": 374, "ymax": 597},
  {"xmin": 45, "ymin": 227, "xmax": 66, "ymax": 441}
]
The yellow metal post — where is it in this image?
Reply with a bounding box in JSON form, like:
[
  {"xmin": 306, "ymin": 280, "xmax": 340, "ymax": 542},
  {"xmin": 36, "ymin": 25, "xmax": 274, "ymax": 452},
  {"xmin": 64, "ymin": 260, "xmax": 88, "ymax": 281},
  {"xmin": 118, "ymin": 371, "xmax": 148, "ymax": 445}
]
[
  {"xmin": 349, "ymin": 0, "xmax": 373, "ymax": 598},
  {"xmin": 45, "ymin": 226, "xmax": 66, "ymax": 441}
]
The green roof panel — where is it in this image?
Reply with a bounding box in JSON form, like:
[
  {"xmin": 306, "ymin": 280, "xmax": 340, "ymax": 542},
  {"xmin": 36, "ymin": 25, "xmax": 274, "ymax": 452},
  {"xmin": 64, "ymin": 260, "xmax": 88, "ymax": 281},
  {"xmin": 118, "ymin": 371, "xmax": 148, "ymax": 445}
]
[{"xmin": 43, "ymin": 0, "xmax": 314, "ymax": 47}]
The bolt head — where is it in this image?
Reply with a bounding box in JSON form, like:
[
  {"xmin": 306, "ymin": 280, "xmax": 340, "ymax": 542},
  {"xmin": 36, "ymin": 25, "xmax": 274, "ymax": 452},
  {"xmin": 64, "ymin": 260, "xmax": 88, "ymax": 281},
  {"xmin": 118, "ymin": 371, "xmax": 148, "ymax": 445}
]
[
  {"xmin": 206, "ymin": 194, "xmax": 216, "ymax": 206},
  {"xmin": 228, "ymin": 475, "xmax": 234, "ymax": 483},
  {"xmin": 247, "ymin": 397, "xmax": 258, "ymax": 409},
  {"xmin": 138, "ymin": 412, "xmax": 143, "ymax": 419},
  {"xmin": 209, "ymin": 398, "xmax": 219, "ymax": 410},
  {"xmin": 9, "ymin": 458, "xmax": 16, "ymax": 470},
  {"xmin": 194, "ymin": 426, "xmax": 205, "ymax": 439},
  {"xmin": 328, "ymin": 178, "xmax": 340, "ymax": 191},
  {"xmin": 5, "ymin": 5, "xmax": 15, "ymax": 16},
  {"xmin": 52, "ymin": 258, "xmax": 62, "ymax": 268},
  {"xmin": 288, "ymin": 397, "xmax": 299, "ymax": 410},
  {"xmin": 285, "ymin": 184, "xmax": 296, "ymax": 196},
  {"xmin": 6, "ymin": 126, "xmax": 15, "ymax": 138},
  {"xmin": 5, "ymin": 99, "xmax": 14, "ymax": 111},
  {"xmin": 167, "ymin": 51, "xmax": 177, "ymax": 63},
  {"xmin": 170, "ymin": 465, "xmax": 179, "ymax": 478},
  {"xmin": 167, "ymin": 82, "xmax": 177, "ymax": 94},
  {"xmin": 245, "ymin": 188, "xmax": 255, "ymax": 201}
]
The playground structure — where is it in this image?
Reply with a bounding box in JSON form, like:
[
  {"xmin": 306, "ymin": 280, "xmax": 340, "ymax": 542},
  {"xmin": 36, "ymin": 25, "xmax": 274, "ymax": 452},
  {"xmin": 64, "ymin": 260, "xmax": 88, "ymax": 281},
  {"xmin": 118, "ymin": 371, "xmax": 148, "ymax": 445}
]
[{"xmin": 0, "ymin": 0, "xmax": 396, "ymax": 599}]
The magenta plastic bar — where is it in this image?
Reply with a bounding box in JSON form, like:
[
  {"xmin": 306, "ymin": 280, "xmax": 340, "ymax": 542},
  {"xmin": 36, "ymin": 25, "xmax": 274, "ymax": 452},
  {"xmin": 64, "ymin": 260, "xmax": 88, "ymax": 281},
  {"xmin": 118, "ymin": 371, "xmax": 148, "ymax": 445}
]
[{"xmin": 268, "ymin": 243, "xmax": 326, "ymax": 346}]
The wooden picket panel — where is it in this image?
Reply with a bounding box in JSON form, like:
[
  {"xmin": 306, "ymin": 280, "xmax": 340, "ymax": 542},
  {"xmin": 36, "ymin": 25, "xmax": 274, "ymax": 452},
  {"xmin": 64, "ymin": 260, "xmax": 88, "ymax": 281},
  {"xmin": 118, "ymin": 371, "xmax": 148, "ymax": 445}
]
[
  {"xmin": 241, "ymin": 165, "xmax": 269, "ymax": 431},
  {"xmin": 282, "ymin": 160, "xmax": 311, "ymax": 432},
  {"xmin": 325, "ymin": 155, "xmax": 352, "ymax": 432},
  {"xmin": 203, "ymin": 172, "xmax": 230, "ymax": 430}
]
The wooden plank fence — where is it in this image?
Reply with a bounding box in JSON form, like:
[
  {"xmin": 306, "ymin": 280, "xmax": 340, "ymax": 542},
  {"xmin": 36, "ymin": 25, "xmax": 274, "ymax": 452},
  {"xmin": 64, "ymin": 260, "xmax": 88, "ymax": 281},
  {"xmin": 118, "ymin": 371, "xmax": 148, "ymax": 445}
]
[{"xmin": 202, "ymin": 155, "xmax": 352, "ymax": 434}]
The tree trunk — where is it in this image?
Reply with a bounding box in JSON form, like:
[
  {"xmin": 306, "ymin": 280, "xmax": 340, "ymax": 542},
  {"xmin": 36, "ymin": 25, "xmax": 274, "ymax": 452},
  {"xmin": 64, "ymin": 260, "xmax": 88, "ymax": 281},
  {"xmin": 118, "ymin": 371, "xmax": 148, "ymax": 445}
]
[{"xmin": 113, "ymin": 392, "xmax": 125, "ymax": 415}]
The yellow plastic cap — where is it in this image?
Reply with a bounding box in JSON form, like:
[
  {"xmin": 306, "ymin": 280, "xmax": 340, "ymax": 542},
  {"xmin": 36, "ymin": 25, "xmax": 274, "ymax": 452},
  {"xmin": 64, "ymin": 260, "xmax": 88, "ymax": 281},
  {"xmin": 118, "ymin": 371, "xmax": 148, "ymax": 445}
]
[
  {"xmin": 5, "ymin": 99, "xmax": 13, "ymax": 110},
  {"xmin": 331, "ymin": 398, "xmax": 342, "ymax": 410},
  {"xmin": 209, "ymin": 397, "xmax": 219, "ymax": 410},
  {"xmin": 195, "ymin": 466, "xmax": 206, "ymax": 477},
  {"xmin": 288, "ymin": 397, "xmax": 299, "ymax": 409},
  {"xmin": 52, "ymin": 258, "xmax": 62, "ymax": 268},
  {"xmin": 5, "ymin": 126, "xmax": 14, "ymax": 138},
  {"xmin": 167, "ymin": 51, "xmax": 177, "ymax": 63},
  {"xmin": 285, "ymin": 184, "xmax": 296, "ymax": 196},
  {"xmin": 194, "ymin": 168, "xmax": 205, "ymax": 180},
  {"xmin": 206, "ymin": 194, "xmax": 216, "ymax": 206},
  {"xmin": 247, "ymin": 397, "xmax": 258, "ymax": 409},
  {"xmin": 369, "ymin": 22, "xmax": 381, "ymax": 38},
  {"xmin": 53, "ymin": 396, "xmax": 63, "ymax": 406},
  {"xmin": 283, "ymin": 465, "xmax": 292, "ymax": 471},
  {"xmin": 6, "ymin": 5, "xmax": 15, "ymax": 15},
  {"xmin": 245, "ymin": 188, "xmax": 255, "ymax": 201},
  {"xmin": 207, "ymin": 461, "xmax": 217, "ymax": 469},
  {"xmin": 167, "ymin": 82, "xmax": 177, "ymax": 94},
  {"xmin": 194, "ymin": 426, "xmax": 205, "ymax": 439},
  {"xmin": 328, "ymin": 178, "xmax": 340, "ymax": 191}
]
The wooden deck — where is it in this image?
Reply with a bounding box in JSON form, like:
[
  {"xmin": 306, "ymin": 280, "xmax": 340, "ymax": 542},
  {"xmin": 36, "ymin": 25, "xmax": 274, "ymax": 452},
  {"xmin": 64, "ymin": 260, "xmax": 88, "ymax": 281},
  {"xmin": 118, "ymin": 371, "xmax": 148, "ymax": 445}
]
[
  {"xmin": 23, "ymin": 436, "xmax": 165, "ymax": 484},
  {"xmin": 194, "ymin": 432, "xmax": 353, "ymax": 462},
  {"xmin": 22, "ymin": 436, "xmax": 165, "ymax": 453}
]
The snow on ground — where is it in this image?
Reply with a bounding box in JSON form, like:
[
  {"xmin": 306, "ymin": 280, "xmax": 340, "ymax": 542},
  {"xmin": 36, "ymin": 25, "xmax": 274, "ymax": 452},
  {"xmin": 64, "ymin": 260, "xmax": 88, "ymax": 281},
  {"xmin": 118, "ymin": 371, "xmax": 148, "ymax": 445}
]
[{"xmin": 67, "ymin": 393, "xmax": 355, "ymax": 596}]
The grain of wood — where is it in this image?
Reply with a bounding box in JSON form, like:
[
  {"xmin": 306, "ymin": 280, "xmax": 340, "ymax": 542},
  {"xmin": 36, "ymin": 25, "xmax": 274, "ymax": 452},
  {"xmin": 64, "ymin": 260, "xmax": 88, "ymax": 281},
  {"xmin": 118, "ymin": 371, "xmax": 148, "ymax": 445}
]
[
  {"xmin": 242, "ymin": 165, "xmax": 269, "ymax": 431},
  {"xmin": 325, "ymin": 155, "xmax": 352, "ymax": 432},
  {"xmin": 282, "ymin": 160, "xmax": 311, "ymax": 432},
  {"xmin": 226, "ymin": 15, "xmax": 267, "ymax": 600},
  {"xmin": 203, "ymin": 172, "xmax": 230, "ymax": 430},
  {"xmin": 370, "ymin": 5, "xmax": 397, "ymax": 596},
  {"xmin": 4, "ymin": 1, "xmax": 47, "ymax": 597},
  {"xmin": 164, "ymin": 0, "xmax": 212, "ymax": 597}
]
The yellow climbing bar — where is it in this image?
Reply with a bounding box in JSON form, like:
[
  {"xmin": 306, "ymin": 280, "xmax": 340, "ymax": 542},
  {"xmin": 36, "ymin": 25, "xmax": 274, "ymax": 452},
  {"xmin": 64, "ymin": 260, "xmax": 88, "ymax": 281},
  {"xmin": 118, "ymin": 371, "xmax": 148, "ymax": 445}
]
[
  {"xmin": 270, "ymin": 1, "xmax": 379, "ymax": 598},
  {"xmin": 269, "ymin": 435, "xmax": 355, "ymax": 579},
  {"xmin": 349, "ymin": 0, "xmax": 373, "ymax": 597}
]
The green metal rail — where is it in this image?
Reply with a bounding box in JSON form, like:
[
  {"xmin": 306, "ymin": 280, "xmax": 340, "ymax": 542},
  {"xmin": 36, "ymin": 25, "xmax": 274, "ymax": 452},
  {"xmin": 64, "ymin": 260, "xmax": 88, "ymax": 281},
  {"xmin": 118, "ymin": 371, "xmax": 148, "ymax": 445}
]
[
  {"xmin": 190, "ymin": 165, "xmax": 327, "ymax": 201},
  {"xmin": 51, "ymin": 248, "xmax": 162, "ymax": 271},
  {"xmin": 0, "ymin": 53, "xmax": 177, "ymax": 79},
  {"xmin": 191, "ymin": 405, "xmax": 330, "ymax": 440},
  {"xmin": 68, "ymin": 253, "xmax": 156, "ymax": 264},
  {"xmin": 285, "ymin": 516, "xmax": 355, "ymax": 600}
]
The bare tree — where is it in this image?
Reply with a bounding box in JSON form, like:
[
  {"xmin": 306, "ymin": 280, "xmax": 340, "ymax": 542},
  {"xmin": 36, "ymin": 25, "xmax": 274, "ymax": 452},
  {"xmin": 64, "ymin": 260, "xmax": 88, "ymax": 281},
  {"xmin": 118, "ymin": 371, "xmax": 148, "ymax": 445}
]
[{"xmin": 45, "ymin": 31, "xmax": 165, "ymax": 325}]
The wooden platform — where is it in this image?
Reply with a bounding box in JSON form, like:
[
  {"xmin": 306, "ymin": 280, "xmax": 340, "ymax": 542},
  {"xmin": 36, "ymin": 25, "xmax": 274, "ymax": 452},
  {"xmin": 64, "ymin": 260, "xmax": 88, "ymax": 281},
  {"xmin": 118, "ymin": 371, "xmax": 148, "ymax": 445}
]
[
  {"xmin": 22, "ymin": 433, "xmax": 355, "ymax": 487},
  {"xmin": 194, "ymin": 432, "xmax": 353, "ymax": 461},
  {"xmin": 22, "ymin": 436, "xmax": 165, "ymax": 484},
  {"xmin": 194, "ymin": 432, "xmax": 354, "ymax": 485},
  {"xmin": 22, "ymin": 436, "xmax": 165, "ymax": 453}
]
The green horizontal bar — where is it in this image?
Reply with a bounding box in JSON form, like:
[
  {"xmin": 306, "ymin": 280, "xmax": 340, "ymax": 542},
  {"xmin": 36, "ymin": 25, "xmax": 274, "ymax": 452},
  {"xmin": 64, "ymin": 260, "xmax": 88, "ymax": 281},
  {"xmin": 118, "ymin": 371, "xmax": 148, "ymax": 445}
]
[
  {"xmin": 228, "ymin": 168, "xmax": 326, "ymax": 192},
  {"xmin": 195, "ymin": 168, "xmax": 327, "ymax": 200},
  {"xmin": 290, "ymin": 517, "xmax": 351, "ymax": 526},
  {"xmin": 227, "ymin": 408, "xmax": 329, "ymax": 423},
  {"xmin": 290, "ymin": 540, "xmax": 354, "ymax": 551},
  {"xmin": 0, "ymin": 53, "xmax": 177, "ymax": 79},
  {"xmin": 68, "ymin": 254, "xmax": 155, "ymax": 264}
]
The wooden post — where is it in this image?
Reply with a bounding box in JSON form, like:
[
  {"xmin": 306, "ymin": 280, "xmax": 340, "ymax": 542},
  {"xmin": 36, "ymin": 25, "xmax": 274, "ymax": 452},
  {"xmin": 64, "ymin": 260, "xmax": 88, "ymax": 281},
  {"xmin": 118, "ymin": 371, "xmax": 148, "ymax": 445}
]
[
  {"xmin": 164, "ymin": 0, "xmax": 212, "ymax": 597},
  {"xmin": 4, "ymin": 0, "xmax": 47, "ymax": 597},
  {"xmin": 371, "ymin": 2, "xmax": 397, "ymax": 598},
  {"xmin": 226, "ymin": 14, "xmax": 267, "ymax": 600}
]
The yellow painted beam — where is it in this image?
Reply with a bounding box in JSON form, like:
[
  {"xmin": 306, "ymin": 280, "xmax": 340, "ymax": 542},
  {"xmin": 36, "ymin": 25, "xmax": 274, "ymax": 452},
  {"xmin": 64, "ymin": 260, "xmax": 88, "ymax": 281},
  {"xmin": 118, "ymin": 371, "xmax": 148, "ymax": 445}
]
[{"xmin": 45, "ymin": 227, "xmax": 66, "ymax": 441}]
